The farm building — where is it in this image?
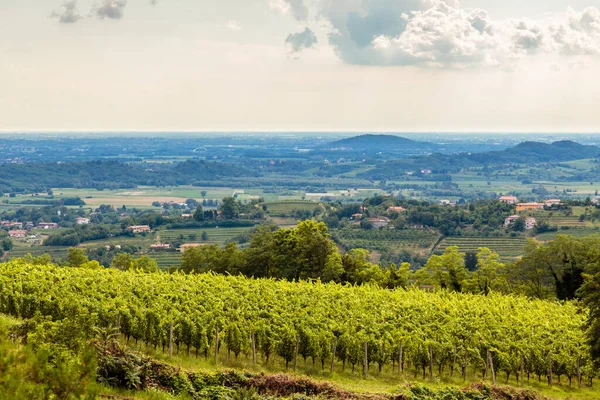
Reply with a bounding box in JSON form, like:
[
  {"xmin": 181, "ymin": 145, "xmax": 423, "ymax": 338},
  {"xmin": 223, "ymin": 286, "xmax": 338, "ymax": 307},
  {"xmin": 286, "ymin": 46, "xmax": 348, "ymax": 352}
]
[
  {"xmin": 525, "ymin": 218, "xmax": 537, "ymax": 230},
  {"xmin": 150, "ymin": 243, "xmax": 172, "ymax": 251},
  {"xmin": 180, "ymin": 243, "xmax": 201, "ymax": 252},
  {"xmin": 499, "ymin": 196, "xmax": 519, "ymax": 204},
  {"xmin": 127, "ymin": 225, "xmax": 152, "ymax": 233},
  {"xmin": 76, "ymin": 218, "xmax": 90, "ymax": 225},
  {"xmin": 504, "ymin": 215, "xmax": 520, "ymax": 227},
  {"xmin": 387, "ymin": 206, "xmax": 406, "ymax": 213},
  {"xmin": 367, "ymin": 217, "xmax": 390, "ymax": 229},
  {"xmin": 544, "ymin": 199, "xmax": 561, "ymax": 207},
  {"xmin": 38, "ymin": 222, "xmax": 59, "ymax": 229},
  {"xmin": 9, "ymin": 230, "xmax": 27, "ymax": 238}
]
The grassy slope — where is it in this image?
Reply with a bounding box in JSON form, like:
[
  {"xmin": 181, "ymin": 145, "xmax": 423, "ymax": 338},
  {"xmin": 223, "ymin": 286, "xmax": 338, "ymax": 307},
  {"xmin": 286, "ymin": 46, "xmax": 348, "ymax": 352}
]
[{"xmin": 127, "ymin": 340, "xmax": 600, "ymax": 400}]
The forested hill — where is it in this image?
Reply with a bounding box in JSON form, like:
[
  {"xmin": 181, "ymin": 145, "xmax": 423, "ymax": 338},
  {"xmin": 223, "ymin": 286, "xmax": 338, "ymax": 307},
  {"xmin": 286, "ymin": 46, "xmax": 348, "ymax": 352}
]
[
  {"xmin": 0, "ymin": 160, "xmax": 258, "ymax": 193},
  {"xmin": 322, "ymin": 134, "xmax": 438, "ymax": 152},
  {"xmin": 469, "ymin": 140, "xmax": 600, "ymax": 164},
  {"xmin": 358, "ymin": 140, "xmax": 600, "ymax": 179}
]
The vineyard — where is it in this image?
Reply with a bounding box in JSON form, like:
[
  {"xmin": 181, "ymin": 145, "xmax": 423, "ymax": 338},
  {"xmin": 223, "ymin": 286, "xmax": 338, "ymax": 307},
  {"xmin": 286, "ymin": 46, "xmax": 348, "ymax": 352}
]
[
  {"xmin": 263, "ymin": 201, "xmax": 323, "ymax": 217},
  {"xmin": 158, "ymin": 227, "xmax": 253, "ymax": 245},
  {"xmin": 0, "ymin": 260, "xmax": 590, "ymax": 390},
  {"xmin": 435, "ymin": 237, "xmax": 528, "ymax": 259},
  {"xmin": 331, "ymin": 228, "xmax": 440, "ymax": 254}
]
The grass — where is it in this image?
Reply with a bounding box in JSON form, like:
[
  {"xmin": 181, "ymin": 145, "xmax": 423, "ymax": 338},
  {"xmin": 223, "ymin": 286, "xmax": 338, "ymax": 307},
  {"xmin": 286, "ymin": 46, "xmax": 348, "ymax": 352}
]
[
  {"xmin": 125, "ymin": 338, "xmax": 600, "ymax": 400},
  {"xmin": 263, "ymin": 201, "xmax": 323, "ymax": 216}
]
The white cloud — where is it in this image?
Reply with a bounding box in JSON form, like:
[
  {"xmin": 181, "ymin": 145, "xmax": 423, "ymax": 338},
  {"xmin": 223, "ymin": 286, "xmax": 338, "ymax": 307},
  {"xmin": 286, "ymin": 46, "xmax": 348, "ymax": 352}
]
[
  {"xmin": 269, "ymin": 0, "xmax": 308, "ymax": 21},
  {"xmin": 278, "ymin": 0, "xmax": 600, "ymax": 68},
  {"xmin": 226, "ymin": 20, "xmax": 243, "ymax": 31},
  {"xmin": 95, "ymin": 0, "xmax": 127, "ymax": 20},
  {"xmin": 51, "ymin": 0, "xmax": 82, "ymax": 24}
]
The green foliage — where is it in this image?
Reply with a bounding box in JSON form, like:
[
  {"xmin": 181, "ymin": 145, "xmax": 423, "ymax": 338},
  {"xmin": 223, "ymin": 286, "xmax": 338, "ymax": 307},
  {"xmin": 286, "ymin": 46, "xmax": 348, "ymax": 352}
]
[
  {"xmin": 2, "ymin": 238, "xmax": 13, "ymax": 252},
  {"xmin": 0, "ymin": 259, "xmax": 590, "ymax": 389}
]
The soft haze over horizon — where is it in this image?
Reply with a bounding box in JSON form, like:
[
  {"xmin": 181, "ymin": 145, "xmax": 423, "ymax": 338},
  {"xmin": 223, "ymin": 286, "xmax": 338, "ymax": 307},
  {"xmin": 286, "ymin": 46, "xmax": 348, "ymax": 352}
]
[{"xmin": 2, "ymin": 0, "xmax": 600, "ymax": 132}]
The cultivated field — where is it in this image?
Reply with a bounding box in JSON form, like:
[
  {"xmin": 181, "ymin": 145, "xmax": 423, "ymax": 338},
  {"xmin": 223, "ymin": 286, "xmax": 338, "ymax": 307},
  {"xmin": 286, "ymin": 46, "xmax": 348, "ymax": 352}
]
[
  {"xmin": 262, "ymin": 201, "xmax": 323, "ymax": 216},
  {"xmin": 157, "ymin": 227, "xmax": 253, "ymax": 245},
  {"xmin": 435, "ymin": 236, "xmax": 529, "ymax": 259}
]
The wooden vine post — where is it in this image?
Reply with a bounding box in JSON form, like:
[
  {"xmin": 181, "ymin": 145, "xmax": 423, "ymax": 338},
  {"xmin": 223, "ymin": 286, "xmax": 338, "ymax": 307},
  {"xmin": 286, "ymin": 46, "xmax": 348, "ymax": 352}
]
[
  {"xmin": 214, "ymin": 326, "xmax": 219, "ymax": 364},
  {"xmin": 330, "ymin": 338, "xmax": 337, "ymax": 373},
  {"xmin": 487, "ymin": 349, "xmax": 496, "ymax": 385},
  {"xmin": 363, "ymin": 341, "xmax": 368, "ymax": 379},
  {"xmin": 398, "ymin": 343, "xmax": 403, "ymax": 374},
  {"xmin": 428, "ymin": 344, "xmax": 434, "ymax": 379},
  {"xmin": 548, "ymin": 352, "xmax": 553, "ymax": 387},
  {"xmin": 520, "ymin": 354, "xmax": 524, "ymax": 387},
  {"xmin": 169, "ymin": 321, "xmax": 174, "ymax": 358},
  {"xmin": 251, "ymin": 331, "xmax": 257, "ymax": 364}
]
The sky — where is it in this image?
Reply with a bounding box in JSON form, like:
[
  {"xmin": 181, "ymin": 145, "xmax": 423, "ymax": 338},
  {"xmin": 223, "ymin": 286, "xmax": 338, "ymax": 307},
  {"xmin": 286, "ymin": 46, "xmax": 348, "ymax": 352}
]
[{"xmin": 1, "ymin": 0, "xmax": 600, "ymax": 133}]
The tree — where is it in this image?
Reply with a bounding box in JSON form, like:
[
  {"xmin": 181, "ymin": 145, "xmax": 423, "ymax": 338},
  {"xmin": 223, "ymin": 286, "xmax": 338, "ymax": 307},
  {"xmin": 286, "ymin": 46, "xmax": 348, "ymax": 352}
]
[
  {"xmin": 2, "ymin": 238, "xmax": 13, "ymax": 252},
  {"xmin": 472, "ymin": 248, "xmax": 503, "ymax": 295},
  {"xmin": 220, "ymin": 197, "xmax": 239, "ymax": 220},
  {"xmin": 201, "ymin": 231, "xmax": 208, "ymax": 241},
  {"xmin": 201, "ymin": 191, "xmax": 207, "ymax": 198},
  {"xmin": 67, "ymin": 248, "xmax": 89, "ymax": 268},
  {"xmin": 111, "ymin": 253, "xmax": 135, "ymax": 271},
  {"xmin": 193, "ymin": 205, "xmax": 204, "ymax": 222},
  {"xmin": 512, "ymin": 218, "xmax": 525, "ymax": 232},
  {"xmin": 421, "ymin": 246, "xmax": 467, "ymax": 292},
  {"xmin": 134, "ymin": 256, "xmax": 159, "ymax": 273},
  {"xmin": 464, "ymin": 252, "xmax": 478, "ymax": 272},
  {"xmin": 186, "ymin": 198, "xmax": 199, "ymax": 209}
]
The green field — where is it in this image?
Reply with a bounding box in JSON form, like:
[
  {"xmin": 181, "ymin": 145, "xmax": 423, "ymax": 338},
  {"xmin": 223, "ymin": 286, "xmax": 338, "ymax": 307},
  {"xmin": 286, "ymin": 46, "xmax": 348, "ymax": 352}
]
[
  {"xmin": 158, "ymin": 227, "xmax": 253, "ymax": 245},
  {"xmin": 536, "ymin": 228, "xmax": 600, "ymax": 241},
  {"xmin": 263, "ymin": 201, "xmax": 323, "ymax": 216},
  {"xmin": 147, "ymin": 252, "xmax": 182, "ymax": 269},
  {"xmin": 5, "ymin": 245, "xmax": 70, "ymax": 261},
  {"xmin": 435, "ymin": 237, "xmax": 528, "ymax": 259}
]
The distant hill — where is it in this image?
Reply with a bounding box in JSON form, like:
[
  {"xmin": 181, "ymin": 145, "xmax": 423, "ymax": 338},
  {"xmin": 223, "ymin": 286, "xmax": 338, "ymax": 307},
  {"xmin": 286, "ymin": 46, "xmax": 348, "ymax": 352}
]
[
  {"xmin": 322, "ymin": 134, "xmax": 438, "ymax": 152},
  {"xmin": 469, "ymin": 140, "xmax": 600, "ymax": 164},
  {"xmin": 357, "ymin": 140, "xmax": 600, "ymax": 180}
]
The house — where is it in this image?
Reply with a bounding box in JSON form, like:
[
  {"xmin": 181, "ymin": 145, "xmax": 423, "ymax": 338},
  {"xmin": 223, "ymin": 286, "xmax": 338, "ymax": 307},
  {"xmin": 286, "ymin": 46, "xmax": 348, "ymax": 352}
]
[
  {"xmin": 544, "ymin": 199, "xmax": 561, "ymax": 207},
  {"xmin": 439, "ymin": 200, "xmax": 457, "ymax": 207},
  {"xmin": 350, "ymin": 213, "xmax": 363, "ymax": 220},
  {"xmin": 387, "ymin": 206, "xmax": 406, "ymax": 213},
  {"xmin": 8, "ymin": 222, "xmax": 23, "ymax": 229},
  {"xmin": 420, "ymin": 169, "xmax": 432, "ymax": 175},
  {"xmin": 150, "ymin": 243, "xmax": 172, "ymax": 251},
  {"xmin": 367, "ymin": 217, "xmax": 390, "ymax": 229},
  {"xmin": 0, "ymin": 221, "xmax": 9, "ymax": 227},
  {"xmin": 499, "ymin": 196, "xmax": 519, "ymax": 205},
  {"xmin": 38, "ymin": 222, "xmax": 59, "ymax": 229},
  {"xmin": 181, "ymin": 214, "xmax": 194, "ymax": 219},
  {"xmin": 516, "ymin": 202, "xmax": 544, "ymax": 212},
  {"xmin": 76, "ymin": 217, "xmax": 90, "ymax": 225},
  {"xmin": 127, "ymin": 225, "xmax": 152, "ymax": 234},
  {"xmin": 525, "ymin": 218, "xmax": 537, "ymax": 230},
  {"xmin": 9, "ymin": 230, "xmax": 27, "ymax": 238},
  {"xmin": 180, "ymin": 243, "xmax": 201, "ymax": 252},
  {"xmin": 504, "ymin": 215, "xmax": 520, "ymax": 227}
]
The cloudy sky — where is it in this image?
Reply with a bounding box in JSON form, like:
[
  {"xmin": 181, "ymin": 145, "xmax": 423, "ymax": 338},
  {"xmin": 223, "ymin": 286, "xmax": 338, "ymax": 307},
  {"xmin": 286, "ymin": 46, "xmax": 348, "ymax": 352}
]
[{"xmin": 1, "ymin": 0, "xmax": 600, "ymax": 132}]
